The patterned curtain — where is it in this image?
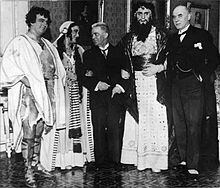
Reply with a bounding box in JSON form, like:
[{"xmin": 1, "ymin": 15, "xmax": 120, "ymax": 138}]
[{"xmin": 104, "ymin": 0, "xmax": 127, "ymax": 45}]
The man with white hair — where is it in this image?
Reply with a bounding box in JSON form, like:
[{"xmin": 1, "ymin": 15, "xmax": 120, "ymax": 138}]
[
  {"xmin": 166, "ymin": 4, "xmax": 220, "ymax": 176},
  {"xmin": 82, "ymin": 22, "xmax": 130, "ymax": 170}
]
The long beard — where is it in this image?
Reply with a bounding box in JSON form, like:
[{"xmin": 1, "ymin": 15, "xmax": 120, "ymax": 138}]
[{"xmin": 131, "ymin": 21, "xmax": 152, "ymax": 42}]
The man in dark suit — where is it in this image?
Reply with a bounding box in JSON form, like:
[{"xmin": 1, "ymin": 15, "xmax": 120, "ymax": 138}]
[
  {"xmin": 166, "ymin": 5, "xmax": 220, "ymax": 175},
  {"xmin": 82, "ymin": 22, "xmax": 130, "ymax": 170}
]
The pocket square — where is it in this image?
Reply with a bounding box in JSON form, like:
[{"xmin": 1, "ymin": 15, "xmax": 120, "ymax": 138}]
[{"xmin": 194, "ymin": 42, "xmax": 203, "ymax": 49}]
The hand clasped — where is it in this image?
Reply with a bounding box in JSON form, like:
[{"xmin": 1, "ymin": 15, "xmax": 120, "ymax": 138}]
[
  {"xmin": 111, "ymin": 86, "xmax": 122, "ymax": 98},
  {"xmin": 142, "ymin": 63, "xmax": 163, "ymax": 77},
  {"xmin": 97, "ymin": 81, "xmax": 110, "ymax": 91}
]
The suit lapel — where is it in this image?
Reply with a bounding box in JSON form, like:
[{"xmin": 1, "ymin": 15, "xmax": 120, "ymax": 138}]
[
  {"xmin": 107, "ymin": 44, "xmax": 113, "ymax": 59},
  {"xmin": 93, "ymin": 44, "xmax": 113, "ymax": 62},
  {"xmin": 172, "ymin": 33, "xmax": 181, "ymax": 48},
  {"xmin": 181, "ymin": 25, "xmax": 194, "ymax": 45},
  {"xmin": 94, "ymin": 46, "xmax": 105, "ymax": 60}
]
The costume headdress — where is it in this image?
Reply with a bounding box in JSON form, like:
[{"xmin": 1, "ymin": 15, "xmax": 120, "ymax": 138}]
[{"xmin": 53, "ymin": 21, "xmax": 74, "ymax": 47}]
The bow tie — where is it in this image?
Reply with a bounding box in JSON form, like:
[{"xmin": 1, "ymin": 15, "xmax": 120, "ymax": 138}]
[
  {"xmin": 100, "ymin": 47, "xmax": 108, "ymax": 52},
  {"xmin": 178, "ymin": 30, "xmax": 187, "ymax": 37}
]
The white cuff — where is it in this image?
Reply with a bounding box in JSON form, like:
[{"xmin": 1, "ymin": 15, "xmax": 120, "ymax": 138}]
[
  {"xmin": 116, "ymin": 84, "xmax": 125, "ymax": 93},
  {"xmin": 94, "ymin": 81, "xmax": 101, "ymax": 91}
]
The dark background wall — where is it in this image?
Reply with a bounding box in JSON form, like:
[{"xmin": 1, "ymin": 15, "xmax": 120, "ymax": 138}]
[
  {"xmin": 103, "ymin": 0, "xmax": 127, "ymax": 45},
  {"xmin": 30, "ymin": 0, "xmax": 219, "ymax": 48}
]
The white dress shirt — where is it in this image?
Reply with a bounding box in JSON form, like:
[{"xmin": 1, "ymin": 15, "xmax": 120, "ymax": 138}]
[{"xmin": 178, "ymin": 24, "xmax": 190, "ymax": 42}]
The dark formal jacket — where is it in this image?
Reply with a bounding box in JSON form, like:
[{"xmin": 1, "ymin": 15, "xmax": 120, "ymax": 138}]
[
  {"xmin": 166, "ymin": 25, "xmax": 220, "ymax": 84},
  {"xmin": 82, "ymin": 43, "xmax": 130, "ymax": 110}
]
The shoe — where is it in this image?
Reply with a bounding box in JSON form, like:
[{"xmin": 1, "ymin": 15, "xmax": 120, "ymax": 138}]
[
  {"xmin": 188, "ymin": 169, "xmax": 199, "ymax": 180},
  {"xmin": 95, "ymin": 163, "xmax": 110, "ymax": 171},
  {"xmin": 152, "ymin": 168, "xmax": 161, "ymax": 173},
  {"xmin": 33, "ymin": 163, "xmax": 54, "ymax": 177},
  {"xmin": 188, "ymin": 169, "xmax": 199, "ymax": 175},
  {"xmin": 175, "ymin": 161, "xmax": 187, "ymax": 170},
  {"xmin": 179, "ymin": 161, "xmax": 186, "ymax": 166},
  {"xmin": 25, "ymin": 167, "xmax": 37, "ymax": 188}
]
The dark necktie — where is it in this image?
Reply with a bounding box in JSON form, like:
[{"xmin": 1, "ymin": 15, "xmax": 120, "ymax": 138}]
[{"xmin": 101, "ymin": 48, "xmax": 108, "ymax": 59}]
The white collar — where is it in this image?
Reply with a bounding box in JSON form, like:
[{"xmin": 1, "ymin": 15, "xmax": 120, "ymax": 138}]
[
  {"xmin": 99, "ymin": 43, "xmax": 109, "ymax": 51},
  {"xmin": 178, "ymin": 24, "xmax": 190, "ymax": 35}
]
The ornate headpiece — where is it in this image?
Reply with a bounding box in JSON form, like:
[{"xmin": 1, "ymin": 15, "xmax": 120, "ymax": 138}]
[{"xmin": 53, "ymin": 21, "xmax": 74, "ymax": 47}]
